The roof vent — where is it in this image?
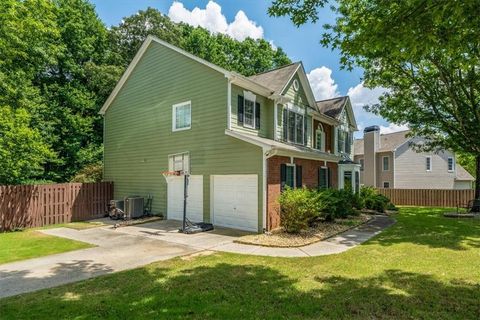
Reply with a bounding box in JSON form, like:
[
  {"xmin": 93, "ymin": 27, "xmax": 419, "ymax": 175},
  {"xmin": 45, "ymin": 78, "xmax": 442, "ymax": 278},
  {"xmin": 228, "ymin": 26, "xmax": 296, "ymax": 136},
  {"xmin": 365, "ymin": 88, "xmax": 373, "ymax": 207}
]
[{"xmin": 364, "ymin": 125, "xmax": 380, "ymax": 133}]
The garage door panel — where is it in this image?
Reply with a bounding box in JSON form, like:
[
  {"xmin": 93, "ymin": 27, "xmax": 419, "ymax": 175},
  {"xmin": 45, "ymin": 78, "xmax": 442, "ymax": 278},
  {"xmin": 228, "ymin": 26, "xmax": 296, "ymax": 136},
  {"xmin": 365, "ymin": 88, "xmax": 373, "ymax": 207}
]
[
  {"xmin": 167, "ymin": 175, "xmax": 203, "ymax": 222},
  {"xmin": 213, "ymin": 175, "xmax": 258, "ymax": 232}
]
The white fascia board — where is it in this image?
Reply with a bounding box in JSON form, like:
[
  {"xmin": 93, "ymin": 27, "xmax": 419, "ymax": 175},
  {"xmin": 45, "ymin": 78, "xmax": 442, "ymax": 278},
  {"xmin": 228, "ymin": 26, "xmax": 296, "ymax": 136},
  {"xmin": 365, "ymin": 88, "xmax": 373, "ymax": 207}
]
[
  {"xmin": 100, "ymin": 35, "xmax": 233, "ymax": 115},
  {"xmin": 310, "ymin": 111, "xmax": 340, "ymax": 126}
]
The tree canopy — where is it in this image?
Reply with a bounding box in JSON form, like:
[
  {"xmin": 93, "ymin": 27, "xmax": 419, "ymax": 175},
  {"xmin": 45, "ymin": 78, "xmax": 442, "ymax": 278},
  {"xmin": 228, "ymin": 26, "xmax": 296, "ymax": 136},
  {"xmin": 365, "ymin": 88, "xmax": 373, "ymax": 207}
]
[
  {"xmin": 270, "ymin": 0, "xmax": 480, "ymax": 196},
  {"xmin": 0, "ymin": 3, "xmax": 290, "ymax": 185}
]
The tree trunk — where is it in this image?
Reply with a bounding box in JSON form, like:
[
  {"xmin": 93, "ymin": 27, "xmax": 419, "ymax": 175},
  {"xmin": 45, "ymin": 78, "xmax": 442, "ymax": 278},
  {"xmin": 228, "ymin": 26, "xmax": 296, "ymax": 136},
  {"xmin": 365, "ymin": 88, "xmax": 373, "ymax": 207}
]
[{"xmin": 476, "ymin": 154, "xmax": 480, "ymax": 201}]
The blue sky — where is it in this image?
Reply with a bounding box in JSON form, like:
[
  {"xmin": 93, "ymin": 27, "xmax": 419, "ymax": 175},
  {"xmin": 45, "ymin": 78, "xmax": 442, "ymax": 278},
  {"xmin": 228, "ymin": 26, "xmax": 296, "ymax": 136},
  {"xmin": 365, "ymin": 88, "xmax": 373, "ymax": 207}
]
[{"xmin": 91, "ymin": 0, "xmax": 406, "ymax": 136}]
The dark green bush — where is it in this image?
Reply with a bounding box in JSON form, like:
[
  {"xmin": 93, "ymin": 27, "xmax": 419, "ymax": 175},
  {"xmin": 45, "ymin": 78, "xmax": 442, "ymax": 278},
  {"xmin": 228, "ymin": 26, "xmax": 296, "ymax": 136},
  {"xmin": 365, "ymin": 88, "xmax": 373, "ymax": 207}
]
[
  {"xmin": 360, "ymin": 186, "xmax": 393, "ymax": 213},
  {"xmin": 278, "ymin": 187, "xmax": 319, "ymax": 233},
  {"xmin": 317, "ymin": 188, "xmax": 355, "ymax": 221}
]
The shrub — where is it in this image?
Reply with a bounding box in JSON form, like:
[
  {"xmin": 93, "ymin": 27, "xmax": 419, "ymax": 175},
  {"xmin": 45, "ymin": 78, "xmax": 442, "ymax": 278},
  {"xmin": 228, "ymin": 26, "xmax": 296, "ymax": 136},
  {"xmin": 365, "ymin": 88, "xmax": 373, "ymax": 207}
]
[
  {"xmin": 278, "ymin": 187, "xmax": 319, "ymax": 233},
  {"xmin": 359, "ymin": 186, "xmax": 392, "ymax": 213},
  {"xmin": 317, "ymin": 188, "xmax": 355, "ymax": 221}
]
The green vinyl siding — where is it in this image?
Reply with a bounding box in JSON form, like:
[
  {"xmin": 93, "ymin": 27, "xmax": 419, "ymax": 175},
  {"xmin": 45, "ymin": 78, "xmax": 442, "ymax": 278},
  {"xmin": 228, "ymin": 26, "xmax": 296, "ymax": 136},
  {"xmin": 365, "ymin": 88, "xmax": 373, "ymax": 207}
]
[
  {"xmin": 230, "ymin": 84, "xmax": 274, "ymax": 139},
  {"xmin": 276, "ymin": 73, "xmax": 314, "ymax": 146},
  {"xmin": 104, "ymin": 41, "xmax": 264, "ymax": 232}
]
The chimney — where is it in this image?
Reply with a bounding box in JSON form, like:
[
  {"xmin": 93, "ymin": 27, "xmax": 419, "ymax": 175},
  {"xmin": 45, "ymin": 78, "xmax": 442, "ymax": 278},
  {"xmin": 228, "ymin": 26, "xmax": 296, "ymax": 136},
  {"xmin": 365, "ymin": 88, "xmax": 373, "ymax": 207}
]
[{"xmin": 363, "ymin": 125, "xmax": 380, "ymax": 187}]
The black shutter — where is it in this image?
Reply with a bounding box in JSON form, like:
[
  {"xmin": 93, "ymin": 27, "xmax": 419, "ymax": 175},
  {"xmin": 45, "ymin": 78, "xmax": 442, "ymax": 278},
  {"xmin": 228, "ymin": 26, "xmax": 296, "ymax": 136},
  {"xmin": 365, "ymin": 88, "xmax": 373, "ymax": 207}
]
[
  {"xmin": 296, "ymin": 165, "xmax": 302, "ymax": 188},
  {"xmin": 282, "ymin": 108, "xmax": 288, "ymax": 141},
  {"xmin": 303, "ymin": 116, "xmax": 308, "ymax": 146},
  {"xmin": 280, "ymin": 164, "xmax": 287, "ymax": 191},
  {"xmin": 327, "ymin": 167, "xmax": 331, "ymax": 188},
  {"xmin": 237, "ymin": 95, "xmax": 244, "ymax": 125},
  {"xmin": 255, "ymin": 102, "xmax": 260, "ymax": 130}
]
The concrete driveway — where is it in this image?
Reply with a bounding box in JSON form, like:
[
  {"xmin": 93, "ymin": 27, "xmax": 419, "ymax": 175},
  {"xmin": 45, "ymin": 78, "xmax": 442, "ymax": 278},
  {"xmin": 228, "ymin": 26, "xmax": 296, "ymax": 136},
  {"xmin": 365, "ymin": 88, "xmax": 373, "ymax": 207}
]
[
  {"xmin": 0, "ymin": 225, "xmax": 200, "ymax": 299},
  {"xmin": 0, "ymin": 216, "xmax": 394, "ymax": 299}
]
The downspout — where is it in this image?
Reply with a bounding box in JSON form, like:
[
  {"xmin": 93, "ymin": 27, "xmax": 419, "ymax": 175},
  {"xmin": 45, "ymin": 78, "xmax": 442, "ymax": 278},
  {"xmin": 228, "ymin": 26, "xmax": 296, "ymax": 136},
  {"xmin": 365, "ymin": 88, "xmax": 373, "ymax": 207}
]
[
  {"xmin": 264, "ymin": 148, "xmax": 277, "ymax": 232},
  {"xmin": 227, "ymin": 77, "xmax": 232, "ymax": 130}
]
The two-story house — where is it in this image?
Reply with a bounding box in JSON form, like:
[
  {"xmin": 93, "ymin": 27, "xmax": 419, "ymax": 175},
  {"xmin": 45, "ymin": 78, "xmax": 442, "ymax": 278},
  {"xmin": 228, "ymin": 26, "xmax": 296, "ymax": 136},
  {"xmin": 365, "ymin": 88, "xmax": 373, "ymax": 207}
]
[
  {"xmin": 354, "ymin": 126, "xmax": 474, "ymax": 190},
  {"xmin": 101, "ymin": 36, "xmax": 360, "ymax": 232}
]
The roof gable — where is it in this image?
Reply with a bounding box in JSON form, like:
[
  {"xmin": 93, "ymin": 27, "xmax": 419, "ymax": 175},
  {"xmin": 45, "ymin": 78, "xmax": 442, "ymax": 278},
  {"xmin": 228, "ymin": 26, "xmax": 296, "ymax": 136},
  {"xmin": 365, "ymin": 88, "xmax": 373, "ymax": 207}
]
[{"xmin": 316, "ymin": 96, "xmax": 357, "ymax": 130}]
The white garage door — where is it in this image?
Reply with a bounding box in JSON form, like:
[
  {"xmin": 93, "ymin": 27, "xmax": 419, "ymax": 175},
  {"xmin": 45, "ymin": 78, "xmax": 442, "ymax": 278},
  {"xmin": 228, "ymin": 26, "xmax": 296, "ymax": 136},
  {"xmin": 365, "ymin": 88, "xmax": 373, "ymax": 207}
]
[
  {"xmin": 167, "ymin": 175, "xmax": 203, "ymax": 222},
  {"xmin": 212, "ymin": 175, "xmax": 258, "ymax": 232}
]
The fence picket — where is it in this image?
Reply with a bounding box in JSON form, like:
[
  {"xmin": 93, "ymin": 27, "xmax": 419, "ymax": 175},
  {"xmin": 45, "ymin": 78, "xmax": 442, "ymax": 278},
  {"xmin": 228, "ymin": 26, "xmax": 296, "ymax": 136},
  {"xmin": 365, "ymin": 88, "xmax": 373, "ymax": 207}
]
[
  {"xmin": 377, "ymin": 188, "xmax": 475, "ymax": 207},
  {"xmin": 0, "ymin": 182, "xmax": 113, "ymax": 231}
]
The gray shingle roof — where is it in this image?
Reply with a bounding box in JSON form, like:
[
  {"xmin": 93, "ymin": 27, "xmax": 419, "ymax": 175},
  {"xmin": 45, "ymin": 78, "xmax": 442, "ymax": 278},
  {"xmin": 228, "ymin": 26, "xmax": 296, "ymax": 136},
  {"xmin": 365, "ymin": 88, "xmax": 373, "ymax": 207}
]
[
  {"xmin": 316, "ymin": 96, "xmax": 349, "ymax": 119},
  {"xmin": 248, "ymin": 62, "xmax": 301, "ymax": 95},
  {"xmin": 455, "ymin": 165, "xmax": 475, "ymax": 181},
  {"xmin": 354, "ymin": 130, "xmax": 411, "ymax": 155}
]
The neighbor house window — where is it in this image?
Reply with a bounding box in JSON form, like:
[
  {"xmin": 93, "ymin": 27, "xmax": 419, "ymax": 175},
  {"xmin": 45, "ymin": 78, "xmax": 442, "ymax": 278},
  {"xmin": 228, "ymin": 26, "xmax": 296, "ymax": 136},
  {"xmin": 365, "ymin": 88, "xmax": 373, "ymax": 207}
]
[
  {"xmin": 383, "ymin": 181, "xmax": 390, "ymax": 188},
  {"xmin": 359, "ymin": 159, "xmax": 364, "ymax": 171},
  {"xmin": 315, "ymin": 124, "xmax": 325, "ymax": 151},
  {"xmin": 448, "ymin": 157, "xmax": 455, "ymax": 172},
  {"xmin": 172, "ymin": 101, "xmax": 191, "ymax": 131},
  {"xmin": 383, "ymin": 156, "xmax": 389, "ymax": 171},
  {"xmin": 283, "ymin": 105, "xmax": 304, "ymax": 145},
  {"xmin": 426, "ymin": 156, "xmax": 432, "ymax": 171}
]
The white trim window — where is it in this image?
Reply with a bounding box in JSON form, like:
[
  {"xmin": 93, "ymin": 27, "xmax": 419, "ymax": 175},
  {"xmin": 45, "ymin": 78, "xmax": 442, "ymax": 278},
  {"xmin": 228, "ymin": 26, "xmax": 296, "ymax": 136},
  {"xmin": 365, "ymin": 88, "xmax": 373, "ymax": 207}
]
[
  {"xmin": 243, "ymin": 91, "xmax": 256, "ymax": 129},
  {"xmin": 448, "ymin": 157, "xmax": 455, "ymax": 172},
  {"xmin": 172, "ymin": 101, "xmax": 191, "ymax": 131},
  {"xmin": 383, "ymin": 181, "xmax": 390, "ymax": 188},
  {"xmin": 382, "ymin": 156, "xmax": 389, "ymax": 171},
  {"xmin": 283, "ymin": 104, "xmax": 305, "ymax": 145},
  {"xmin": 426, "ymin": 156, "xmax": 432, "ymax": 172},
  {"xmin": 315, "ymin": 123, "xmax": 325, "ymax": 151}
]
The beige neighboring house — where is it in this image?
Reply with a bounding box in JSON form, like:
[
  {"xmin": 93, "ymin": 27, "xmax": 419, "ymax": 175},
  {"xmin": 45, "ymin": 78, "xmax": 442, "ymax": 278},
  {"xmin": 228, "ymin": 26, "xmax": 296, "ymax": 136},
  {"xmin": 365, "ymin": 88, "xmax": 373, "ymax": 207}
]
[{"xmin": 354, "ymin": 126, "xmax": 474, "ymax": 190}]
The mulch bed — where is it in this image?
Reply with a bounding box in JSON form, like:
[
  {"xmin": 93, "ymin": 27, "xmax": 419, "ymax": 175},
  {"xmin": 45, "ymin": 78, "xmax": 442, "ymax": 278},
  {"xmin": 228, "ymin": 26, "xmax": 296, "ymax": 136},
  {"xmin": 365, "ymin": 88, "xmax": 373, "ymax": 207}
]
[{"xmin": 235, "ymin": 214, "xmax": 372, "ymax": 248}]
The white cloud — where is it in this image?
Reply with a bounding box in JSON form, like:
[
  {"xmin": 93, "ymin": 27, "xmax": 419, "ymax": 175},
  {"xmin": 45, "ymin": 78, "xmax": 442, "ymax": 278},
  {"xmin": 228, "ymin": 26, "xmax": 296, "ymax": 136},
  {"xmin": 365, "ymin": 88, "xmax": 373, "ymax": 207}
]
[
  {"xmin": 168, "ymin": 1, "xmax": 263, "ymax": 41},
  {"xmin": 379, "ymin": 123, "xmax": 409, "ymax": 134},
  {"xmin": 307, "ymin": 67, "xmax": 339, "ymax": 101},
  {"xmin": 347, "ymin": 82, "xmax": 408, "ymax": 136},
  {"xmin": 347, "ymin": 82, "xmax": 387, "ymax": 109}
]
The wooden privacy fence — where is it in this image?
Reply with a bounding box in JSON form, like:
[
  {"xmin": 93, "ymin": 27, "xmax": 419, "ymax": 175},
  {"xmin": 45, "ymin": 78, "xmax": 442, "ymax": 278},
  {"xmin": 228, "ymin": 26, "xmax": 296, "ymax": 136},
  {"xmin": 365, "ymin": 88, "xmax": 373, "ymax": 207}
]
[
  {"xmin": 377, "ymin": 188, "xmax": 475, "ymax": 207},
  {"xmin": 0, "ymin": 182, "xmax": 113, "ymax": 231}
]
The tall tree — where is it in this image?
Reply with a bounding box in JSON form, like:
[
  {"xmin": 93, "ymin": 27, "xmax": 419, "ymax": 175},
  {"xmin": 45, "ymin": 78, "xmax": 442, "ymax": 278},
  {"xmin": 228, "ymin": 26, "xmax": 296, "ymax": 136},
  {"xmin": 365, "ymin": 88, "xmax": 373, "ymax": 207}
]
[
  {"xmin": 109, "ymin": 8, "xmax": 291, "ymax": 75},
  {"xmin": 37, "ymin": 0, "xmax": 123, "ymax": 181},
  {"xmin": 269, "ymin": 0, "xmax": 480, "ymax": 199},
  {"xmin": 0, "ymin": 0, "xmax": 59, "ymax": 184}
]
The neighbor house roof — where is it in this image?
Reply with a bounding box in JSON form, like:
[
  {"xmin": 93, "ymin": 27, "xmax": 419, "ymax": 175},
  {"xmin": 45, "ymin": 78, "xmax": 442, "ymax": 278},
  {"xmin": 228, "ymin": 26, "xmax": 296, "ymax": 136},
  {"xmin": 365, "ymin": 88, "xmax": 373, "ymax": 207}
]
[
  {"xmin": 316, "ymin": 96, "xmax": 349, "ymax": 119},
  {"xmin": 455, "ymin": 165, "xmax": 474, "ymax": 181},
  {"xmin": 248, "ymin": 62, "xmax": 301, "ymax": 95},
  {"xmin": 354, "ymin": 130, "xmax": 411, "ymax": 155}
]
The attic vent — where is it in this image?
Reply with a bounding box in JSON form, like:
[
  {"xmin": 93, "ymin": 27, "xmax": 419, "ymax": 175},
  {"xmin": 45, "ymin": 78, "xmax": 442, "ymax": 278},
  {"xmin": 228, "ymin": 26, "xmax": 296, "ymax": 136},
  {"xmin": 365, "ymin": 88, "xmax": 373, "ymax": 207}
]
[{"xmin": 293, "ymin": 79, "xmax": 299, "ymax": 91}]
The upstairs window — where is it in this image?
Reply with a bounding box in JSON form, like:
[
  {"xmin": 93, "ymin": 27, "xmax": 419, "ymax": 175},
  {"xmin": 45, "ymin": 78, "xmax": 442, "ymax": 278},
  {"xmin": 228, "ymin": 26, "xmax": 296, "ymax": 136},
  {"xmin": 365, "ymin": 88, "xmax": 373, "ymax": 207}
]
[
  {"xmin": 448, "ymin": 157, "xmax": 455, "ymax": 172},
  {"xmin": 426, "ymin": 156, "xmax": 432, "ymax": 171},
  {"xmin": 383, "ymin": 156, "xmax": 389, "ymax": 171},
  {"xmin": 282, "ymin": 105, "xmax": 305, "ymax": 145},
  {"xmin": 172, "ymin": 101, "xmax": 191, "ymax": 131},
  {"xmin": 237, "ymin": 92, "xmax": 260, "ymax": 130},
  {"xmin": 315, "ymin": 124, "xmax": 325, "ymax": 151}
]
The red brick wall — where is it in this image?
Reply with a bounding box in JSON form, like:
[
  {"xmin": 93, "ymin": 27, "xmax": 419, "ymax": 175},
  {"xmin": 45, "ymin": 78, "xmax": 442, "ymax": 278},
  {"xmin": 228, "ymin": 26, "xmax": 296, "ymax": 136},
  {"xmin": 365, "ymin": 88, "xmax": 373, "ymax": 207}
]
[{"xmin": 266, "ymin": 155, "xmax": 338, "ymax": 230}]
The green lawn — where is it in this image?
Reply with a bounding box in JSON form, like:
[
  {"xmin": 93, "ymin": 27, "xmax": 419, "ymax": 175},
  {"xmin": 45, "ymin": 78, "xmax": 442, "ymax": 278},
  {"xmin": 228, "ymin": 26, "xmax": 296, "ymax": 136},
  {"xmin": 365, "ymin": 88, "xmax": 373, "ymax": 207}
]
[
  {"xmin": 1, "ymin": 207, "xmax": 479, "ymax": 319},
  {"xmin": 0, "ymin": 224, "xmax": 96, "ymax": 264}
]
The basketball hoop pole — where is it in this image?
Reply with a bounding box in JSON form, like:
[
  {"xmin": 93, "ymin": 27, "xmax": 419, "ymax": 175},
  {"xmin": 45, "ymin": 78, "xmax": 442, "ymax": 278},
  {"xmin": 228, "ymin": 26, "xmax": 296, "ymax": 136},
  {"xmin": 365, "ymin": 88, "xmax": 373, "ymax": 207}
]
[{"xmin": 182, "ymin": 173, "xmax": 188, "ymax": 232}]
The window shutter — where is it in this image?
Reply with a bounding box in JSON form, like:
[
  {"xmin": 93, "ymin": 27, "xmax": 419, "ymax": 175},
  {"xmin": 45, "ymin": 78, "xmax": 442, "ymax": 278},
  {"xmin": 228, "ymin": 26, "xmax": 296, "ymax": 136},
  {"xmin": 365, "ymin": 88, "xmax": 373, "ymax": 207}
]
[
  {"xmin": 237, "ymin": 95, "xmax": 244, "ymax": 125},
  {"xmin": 255, "ymin": 102, "xmax": 260, "ymax": 130},
  {"xmin": 296, "ymin": 165, "xmax": 302, "ymax": 188},
  {"xmin": 282, "ymin": 108, "xmax": 288, "ymax": 141},
  {"xmin": 280, "ymin": 164, "xmax": 287, "ymax": 191},
  {"xmin": 345, "ymin": 132, "xmax": 351, "ymax": 154},
  {"xmin": 327, "ymin": 167, "xmax": 332, "ymax": 188},
  {"xmin": 303, "ymin": 116, "xmax": 308, "ymax": 146}
]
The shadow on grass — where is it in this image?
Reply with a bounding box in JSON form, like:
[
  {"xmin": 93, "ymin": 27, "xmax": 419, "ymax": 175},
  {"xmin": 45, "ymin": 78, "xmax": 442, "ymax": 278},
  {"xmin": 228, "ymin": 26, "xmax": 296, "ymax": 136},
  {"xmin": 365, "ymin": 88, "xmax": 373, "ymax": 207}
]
[
  {"xmin": 1, "ymin": 262, "xmax": 479, "ymax": 319},
  {"xmin": 368, "ymin": 207, "xmax": 480, "ymax": 250}
]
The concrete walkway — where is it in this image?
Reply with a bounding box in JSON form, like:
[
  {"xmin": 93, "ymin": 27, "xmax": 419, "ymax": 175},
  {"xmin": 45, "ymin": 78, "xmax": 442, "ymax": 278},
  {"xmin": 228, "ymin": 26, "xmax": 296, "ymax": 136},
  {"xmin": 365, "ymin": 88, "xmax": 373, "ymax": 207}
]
[{"xmin": 0, "ymin": 215, "xmax": 394, "ymax": 299}]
